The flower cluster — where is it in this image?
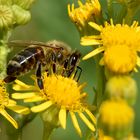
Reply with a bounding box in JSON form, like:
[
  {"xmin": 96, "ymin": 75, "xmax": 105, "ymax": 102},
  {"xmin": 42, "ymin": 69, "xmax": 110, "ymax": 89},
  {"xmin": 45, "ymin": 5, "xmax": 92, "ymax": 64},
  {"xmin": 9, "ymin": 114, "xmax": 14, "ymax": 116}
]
[
  {"xmin": 81, "ymin": 20, "xmax": 140, "ymax": 74},
  {"xmin": 12, "ymin": 73, "xmax": 96, "ymax": 136},
  {"xmin": 68, "ymin": 0, "xmax": 140, "ymax": 139},
  {"xmin": 0, "ymin": 0, "xmax": 35, "ymax": 30},
  {"xmin": 0, "ymin": 80, "xmax": 30, "ymax": 128}
]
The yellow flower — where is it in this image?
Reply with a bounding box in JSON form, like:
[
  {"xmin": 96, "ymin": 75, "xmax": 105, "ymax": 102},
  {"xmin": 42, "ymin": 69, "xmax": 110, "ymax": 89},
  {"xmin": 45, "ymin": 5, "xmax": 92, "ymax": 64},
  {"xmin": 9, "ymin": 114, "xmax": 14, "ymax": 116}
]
[
  {"xmin": 0, "ymin": 80, "xmax": 30, "ymax": 129},
  {"xmin": 99, "ymin": 100, "xmax": 134, "ymax": 139},
  {"xmin": 12, "ymin": 73, "xmax": 96, "ymax": 136},
  {"xmin": 68, "ymin": 0, "xmax": 101, "ymax": 32},
  {"xmin": 81, "ymin": 20, "xmax": 140, "ymax": 74}
]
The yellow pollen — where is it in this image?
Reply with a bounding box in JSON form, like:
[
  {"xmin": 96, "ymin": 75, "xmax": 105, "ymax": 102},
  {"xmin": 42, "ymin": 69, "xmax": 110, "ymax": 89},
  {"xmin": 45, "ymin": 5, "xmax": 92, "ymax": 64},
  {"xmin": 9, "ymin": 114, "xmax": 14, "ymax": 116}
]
[
  {"xmin": 43, "ymin": 74, "xmax": 86, "ymax": 110},
  {"xmin": 104, "ymin": 45, "xmax": 137, "ymax": 73},
  {"xmin": 101, "ymin": 24, "xmax": 140, "ymax": 49},
  {"xmin": 0, "ymin": 80, "xmax": 9, "ymax": 106}
]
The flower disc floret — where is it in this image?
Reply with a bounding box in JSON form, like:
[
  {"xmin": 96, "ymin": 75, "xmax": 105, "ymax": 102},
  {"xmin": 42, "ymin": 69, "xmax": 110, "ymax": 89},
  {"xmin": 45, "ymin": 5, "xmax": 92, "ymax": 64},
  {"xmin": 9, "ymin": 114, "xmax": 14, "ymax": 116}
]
[
  {"xmin": 104, "ymin": 45, "xmax": 137, "ymax": 73},
  {"xmin": 101, "ymin": 24, "xmax": 140, "ymax": 49},
  {"xmin": 0, "ymin": 81, "xmax": 9, "ymax": 107},
  {"xmin": 43, "ymin": 73, "xmax": 84, "ymax": 110}
]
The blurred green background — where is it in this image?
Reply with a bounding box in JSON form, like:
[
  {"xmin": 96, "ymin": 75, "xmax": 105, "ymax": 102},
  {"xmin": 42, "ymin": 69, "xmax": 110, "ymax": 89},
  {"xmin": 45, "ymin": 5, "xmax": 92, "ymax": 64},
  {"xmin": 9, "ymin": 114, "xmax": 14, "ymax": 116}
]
[{"xmin": 8, "ymin": 0, "xmax": 140, "ymax": 139}]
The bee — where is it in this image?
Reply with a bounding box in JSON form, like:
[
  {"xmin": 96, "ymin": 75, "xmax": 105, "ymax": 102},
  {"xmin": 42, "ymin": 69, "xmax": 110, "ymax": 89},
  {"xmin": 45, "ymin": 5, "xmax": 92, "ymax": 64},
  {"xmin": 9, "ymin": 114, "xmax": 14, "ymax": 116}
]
[{"xmin": 4, "ymin": 40, "xmax": 82, "ymax": 89}]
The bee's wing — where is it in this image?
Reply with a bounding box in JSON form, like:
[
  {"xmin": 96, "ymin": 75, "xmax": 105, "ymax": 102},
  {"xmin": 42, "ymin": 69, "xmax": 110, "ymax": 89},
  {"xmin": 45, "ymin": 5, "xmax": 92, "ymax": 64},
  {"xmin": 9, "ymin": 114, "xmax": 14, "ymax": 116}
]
[{"xmin": 8, "ymin": 40, "xmax": 62, "ymax": 49}]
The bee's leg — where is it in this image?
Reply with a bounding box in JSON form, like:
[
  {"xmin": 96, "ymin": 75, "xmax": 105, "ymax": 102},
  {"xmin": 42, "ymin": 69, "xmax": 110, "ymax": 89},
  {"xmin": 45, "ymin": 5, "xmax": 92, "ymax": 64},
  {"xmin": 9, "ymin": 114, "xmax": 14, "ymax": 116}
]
[
  {"xmin": 51, "ymin": 53, "xmax": 57, "ymax": 74},
  {"xmin": 73, "ymin": 66, "xmax": 82, "ymax": 82},
  {"xmin": 36, "ymin": 61, "xmax": 44, "ymax": 89},
  {"xmin": 3, "ymin": 76, "xmax": 17, "ymax": 83},
  {"xmin": 52, "ymin": 63, "xmax": 56, "ymax": 73}
]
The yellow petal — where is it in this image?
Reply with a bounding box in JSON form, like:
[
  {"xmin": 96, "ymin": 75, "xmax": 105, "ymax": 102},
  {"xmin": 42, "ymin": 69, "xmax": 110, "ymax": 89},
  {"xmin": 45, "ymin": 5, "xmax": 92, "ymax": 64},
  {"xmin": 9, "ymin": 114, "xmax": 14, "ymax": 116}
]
[
  {"xmin": 78, "ymin": 112, "xmax": 95, "ymax": 131},
  {"xmin": 134, "ymin": 68, "xmax": 138, "ymax": 72},
  {"xmin": 13, "ymin": 82, "xmax": 35, "ymax": 91},
  {"xmin": 59, "ymin": 107, "xmax": 67, "ymax": 129},
  {"xmin": 131, "ymin": 21, "xmax": 138, "ymax": 27},
  {"xmin": 7, "ymin": 105, "xmax": 30, "ymax": 115},
  {"xmin": 24, "ymin": 96, "xmax": 44, "ymax": 103},
  {"xmin": 70, "ymin": 111, "xmax": 82, "ymax": 137},
  {"xmin": 84, "ymin": 108, "xmax": 96, "ymax": 124},
  {"xmin": 89, "ymin": 22, "xmax": 102, "ymax": 31},
  {"xmin": 12, "ymin": 92, "xmax": 37, "ymax": 99},
  {"xmin": 78, "ymin": 0, "xmax": 83, "ymax": 6},
  {"xmin": 0, "ymin": 109, "xmax": 18, "ymax": 129},
  {"xmin": 81, "ymin": 36, "xmax": 102, "ymax": 46},
  {"xmin": 31, "ymin": 101, "xmax": 53, "ymax": 113},
  {"xmin": 83, "ymin": 47, "xmax": 104, "ymax": 60},
  {"xmin": 136, "ymin": 56, "xmax": 140, "ymax": 67},
  {"xmin": 67, "ymin": 4, "xmax": 71, "ymax": 16},
  {"xmin": 99, "ymin": 57, "xmax": 104, "ymax": 65},
  {"xmin": 8, "ymin": 100, "xmax": 17, "ymax": 106}
]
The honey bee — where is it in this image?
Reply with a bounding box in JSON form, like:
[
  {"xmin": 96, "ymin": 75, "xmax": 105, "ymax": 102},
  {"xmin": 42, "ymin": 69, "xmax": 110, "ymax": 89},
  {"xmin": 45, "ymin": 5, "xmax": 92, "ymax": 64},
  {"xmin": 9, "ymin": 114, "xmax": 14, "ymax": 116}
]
[{"xmin": 4, "ymin": 40, "xmax": 82, "ymax": 89}]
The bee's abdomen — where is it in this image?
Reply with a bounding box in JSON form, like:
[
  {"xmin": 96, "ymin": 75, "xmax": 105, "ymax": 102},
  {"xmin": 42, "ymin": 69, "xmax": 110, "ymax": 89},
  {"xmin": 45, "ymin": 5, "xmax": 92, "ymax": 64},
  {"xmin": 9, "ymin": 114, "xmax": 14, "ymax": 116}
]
[{"xmin": 7, "ymin": 47, "xmax": 45, "ymax": 76}]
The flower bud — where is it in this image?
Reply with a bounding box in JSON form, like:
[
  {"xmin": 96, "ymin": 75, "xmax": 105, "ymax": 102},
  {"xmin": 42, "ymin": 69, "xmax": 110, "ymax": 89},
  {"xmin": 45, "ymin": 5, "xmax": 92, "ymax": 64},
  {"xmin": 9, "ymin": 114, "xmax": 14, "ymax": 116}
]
[
  {"xmin": 41, "ymin": 105, "xmax": 60, "ymax": 128},
  {"xmin": 99, "ymin": 100, "xmax": 134, "ymax": 140},
  {"xmin": 12, "ymin": 5, "xmax": 31, "ymax": 25},
  {"xmin": 105, "ymin": 76, "xmax": 137, "ymax": 105},
  {"xmin": 12, "ymin": 0, "xmax": 35, "ymax": 9},
  {"xmin": 0, "ymin": 5, "xmax": 13, "ymax": 30}
]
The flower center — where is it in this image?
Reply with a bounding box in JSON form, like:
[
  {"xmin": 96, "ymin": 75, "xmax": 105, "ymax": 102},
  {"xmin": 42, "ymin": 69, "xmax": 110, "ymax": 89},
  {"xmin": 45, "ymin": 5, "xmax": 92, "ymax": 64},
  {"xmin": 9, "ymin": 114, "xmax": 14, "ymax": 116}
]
[
  {"xmin": 42, "ymin": 73, "xmax": 86, "ymax": 110},
  {"xmin": 104, "ymin": 45, "xmax": 137, "ymax": 73},
  {"xmin": 101, "ymin": 24, "xmax": 140, "ymax": 49}
]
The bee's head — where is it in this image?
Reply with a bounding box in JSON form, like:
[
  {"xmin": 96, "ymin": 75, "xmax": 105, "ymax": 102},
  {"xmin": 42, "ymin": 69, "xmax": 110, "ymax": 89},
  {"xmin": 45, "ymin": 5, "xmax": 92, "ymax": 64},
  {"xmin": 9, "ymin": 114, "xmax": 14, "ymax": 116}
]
[{"xmin": 64, "ymin": 51, "xmax": 81, "ymax": 70}]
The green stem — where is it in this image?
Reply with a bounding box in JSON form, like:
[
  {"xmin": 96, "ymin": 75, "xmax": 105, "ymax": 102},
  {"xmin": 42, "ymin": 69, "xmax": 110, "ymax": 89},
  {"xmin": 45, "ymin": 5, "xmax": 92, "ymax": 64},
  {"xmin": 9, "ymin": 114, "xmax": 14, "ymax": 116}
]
[
  {"xmin": 94, "ymin": 54, "xmax": 106, "ymax": 109},
  {"xmin": 43, "ymin": 123, "xmax": 55, "ymax": 140},
  {"xmin": 86, "ymin": 54, "xmax": 106, "ymax": 140},
  {"xmin": 0, "ymin": 32, "xmax": 11, "ymax": 79},
  {"xmin": 6, "ymin": 128, "xmax": 22, "ymax": 140}
]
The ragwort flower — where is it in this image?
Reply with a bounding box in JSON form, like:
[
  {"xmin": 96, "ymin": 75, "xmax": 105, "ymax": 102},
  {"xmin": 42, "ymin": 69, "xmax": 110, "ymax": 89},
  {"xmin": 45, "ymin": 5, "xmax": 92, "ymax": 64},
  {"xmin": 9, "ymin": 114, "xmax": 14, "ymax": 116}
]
[
  {"xmin": 81, "ymin": 20, "xmax": 140, "ymax": 74},
  {"xmin": 0, "ymin": 80, "xmax": 30, "ymax": 129},
  {"xmin": 68, "ymin": 0, "xmax": 101, "ymax": 33},
  {"xmin": 12, "ymin": 73, "xmax": 96, "ymax": 136}
]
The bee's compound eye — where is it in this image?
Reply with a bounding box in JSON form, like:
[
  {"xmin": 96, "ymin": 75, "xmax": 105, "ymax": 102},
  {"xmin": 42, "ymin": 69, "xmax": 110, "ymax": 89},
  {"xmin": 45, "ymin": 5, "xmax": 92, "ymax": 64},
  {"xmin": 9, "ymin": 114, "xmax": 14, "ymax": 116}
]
[{"xmin": 70, "ymin": 55, "xmax": 78, "ymax": 66}]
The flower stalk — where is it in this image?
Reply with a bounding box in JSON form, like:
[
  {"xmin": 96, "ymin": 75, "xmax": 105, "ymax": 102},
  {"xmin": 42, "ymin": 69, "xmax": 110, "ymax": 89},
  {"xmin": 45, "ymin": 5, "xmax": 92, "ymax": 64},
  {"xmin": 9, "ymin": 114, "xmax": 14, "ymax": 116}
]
[{"xmin": 0, "ymin": 31, "xmax": 11, "ymax": 79}]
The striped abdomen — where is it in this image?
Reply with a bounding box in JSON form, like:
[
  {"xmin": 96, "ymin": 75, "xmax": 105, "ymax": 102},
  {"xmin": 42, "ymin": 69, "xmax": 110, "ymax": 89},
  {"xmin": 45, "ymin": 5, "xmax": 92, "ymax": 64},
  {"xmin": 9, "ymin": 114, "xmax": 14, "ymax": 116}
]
[{"xmin": 7, "ymin": 46, "xmax": 45, "ymax": 77}]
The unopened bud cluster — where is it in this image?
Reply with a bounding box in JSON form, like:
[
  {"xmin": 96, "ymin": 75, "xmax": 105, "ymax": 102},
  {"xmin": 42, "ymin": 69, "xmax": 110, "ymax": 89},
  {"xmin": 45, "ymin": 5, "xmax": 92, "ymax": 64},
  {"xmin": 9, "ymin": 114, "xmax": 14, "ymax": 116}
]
[
  {"xmin": 0, "ymin": 0, "xmax": 35, "ymax": 30},
  {"xmin": 99, "ymin": 75, "xmax": 137, "ymax": 139}
]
